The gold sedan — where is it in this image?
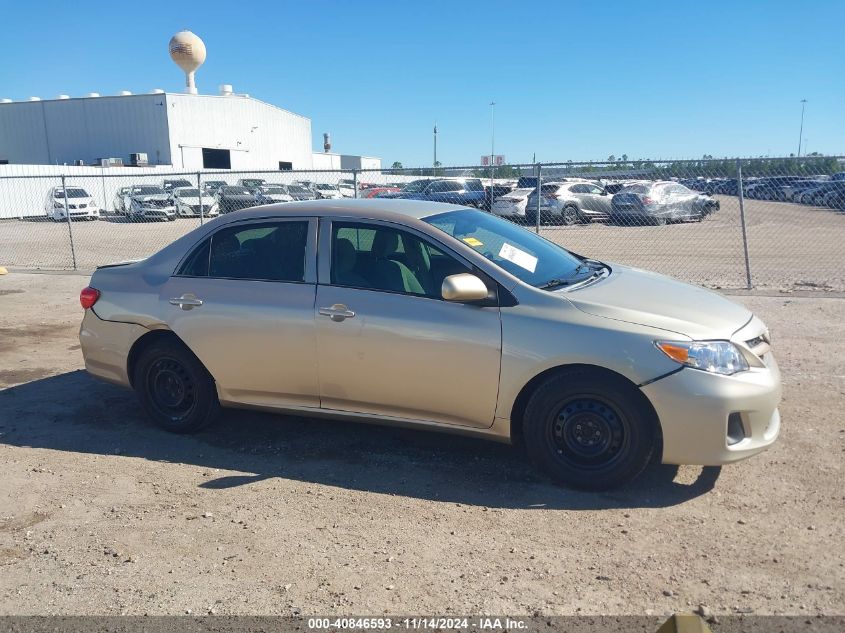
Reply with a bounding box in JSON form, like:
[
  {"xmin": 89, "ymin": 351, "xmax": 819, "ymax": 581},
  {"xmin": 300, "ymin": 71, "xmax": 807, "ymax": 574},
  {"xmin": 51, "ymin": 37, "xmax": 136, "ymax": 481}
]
[{"xmin": 79, "ymin": 199, "xmax": 781, "ymax": 490}]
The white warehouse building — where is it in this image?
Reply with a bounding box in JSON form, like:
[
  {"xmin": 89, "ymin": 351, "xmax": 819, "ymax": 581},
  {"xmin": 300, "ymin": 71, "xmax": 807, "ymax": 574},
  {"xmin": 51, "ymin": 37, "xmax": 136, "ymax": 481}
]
[{"xmin": 0, "ymin": 89, "xmax": 350, "ymax": 171}]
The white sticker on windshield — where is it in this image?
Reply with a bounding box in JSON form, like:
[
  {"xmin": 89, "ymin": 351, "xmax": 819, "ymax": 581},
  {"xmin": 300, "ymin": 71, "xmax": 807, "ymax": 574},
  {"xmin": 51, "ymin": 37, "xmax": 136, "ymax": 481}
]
[{"xmin": 498, "ymin": 243, "xmax": 538, "ymax": 273}]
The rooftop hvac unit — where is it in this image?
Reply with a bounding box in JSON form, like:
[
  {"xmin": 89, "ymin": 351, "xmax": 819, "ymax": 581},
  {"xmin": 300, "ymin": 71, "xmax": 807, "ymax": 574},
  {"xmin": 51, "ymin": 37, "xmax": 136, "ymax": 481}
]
[
  {"xmin": 96, "ymin": 157, "xmax": 124, "ymax": 167},
  {"xmin": 129, "ymin": 152, "xmax": 149, "ymax": 167},
  {"xmin": 74, "ymin": 160, "xmax": 85, "ymax": 166}
]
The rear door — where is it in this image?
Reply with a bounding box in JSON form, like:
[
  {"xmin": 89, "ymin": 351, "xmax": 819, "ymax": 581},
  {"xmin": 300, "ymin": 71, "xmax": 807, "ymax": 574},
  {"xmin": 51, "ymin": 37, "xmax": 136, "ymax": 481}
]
[{"xmin": 159, "ymin": 217, "xmax": 320, "ymax": 409}]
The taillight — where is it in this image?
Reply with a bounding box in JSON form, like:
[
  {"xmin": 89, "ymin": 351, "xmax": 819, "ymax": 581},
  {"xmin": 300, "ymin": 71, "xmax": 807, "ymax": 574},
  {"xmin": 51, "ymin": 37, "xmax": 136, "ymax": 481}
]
[
  {"xmin": 642, "ymin": 196, "xmax": 655, "ymax": 205},
  {"xmin": 80, "ymin": 286, "xmax": 100, "ymax": 310}
]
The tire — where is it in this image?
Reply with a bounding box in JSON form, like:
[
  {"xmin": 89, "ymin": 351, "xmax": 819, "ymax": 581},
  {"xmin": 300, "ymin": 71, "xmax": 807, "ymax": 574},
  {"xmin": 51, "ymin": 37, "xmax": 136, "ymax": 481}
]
[
  {"xmin": 134, "ymin": 340, "xmax": 220, "ymax": 433},
  {"xmin": 521, "ymin": 368, "xmax": 657, "ymax": 490},
  {"xmin": 651, "ymin": 215, "xmax": 667, "ymax": 226},
  {"xmin": 561, "ymin": 205, "xmax": 579, "ymax": 226}
]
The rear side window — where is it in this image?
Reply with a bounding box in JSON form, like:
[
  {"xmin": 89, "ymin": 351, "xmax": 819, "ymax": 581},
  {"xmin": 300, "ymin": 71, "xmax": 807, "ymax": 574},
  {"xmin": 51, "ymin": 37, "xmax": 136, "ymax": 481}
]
[
  {"xmin": 177, "ymin": 238, "xmax": 210, "ymax": 276},
  {"xmin": 177, "ymin": 221, "xmax": 309, "ymax": 282}
]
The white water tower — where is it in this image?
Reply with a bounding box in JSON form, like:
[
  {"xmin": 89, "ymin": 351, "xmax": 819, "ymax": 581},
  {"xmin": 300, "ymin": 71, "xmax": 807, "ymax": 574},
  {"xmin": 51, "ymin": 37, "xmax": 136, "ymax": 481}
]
[{"xmin": 169, "ymin": 30, "xmax": 206, "ymax": 94}]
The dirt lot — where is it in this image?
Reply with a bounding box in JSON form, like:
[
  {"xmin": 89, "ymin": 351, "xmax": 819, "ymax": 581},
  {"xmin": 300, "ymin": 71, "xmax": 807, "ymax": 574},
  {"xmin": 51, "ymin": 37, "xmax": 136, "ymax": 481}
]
[
  {"xmin": 1, "ymin": 195, "xmax": 844, "ymax": 292},
  {"xmin": 0, "ymin": 272, "xmax": 843, "ymax": 617}
]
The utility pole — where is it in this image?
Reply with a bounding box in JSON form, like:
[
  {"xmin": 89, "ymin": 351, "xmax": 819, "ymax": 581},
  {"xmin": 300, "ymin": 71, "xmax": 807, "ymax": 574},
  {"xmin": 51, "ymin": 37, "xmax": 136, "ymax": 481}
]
[
  {"xmin": 433, "ymin": 122, "xmax": 438, "ymax": 176},
  {"xmin": 797, "ymin": 99, "xmax": 807, "ymax": 157},
  {"xmin": 490, "ymin": 101, "xmax": 496, "ymax": 195}
]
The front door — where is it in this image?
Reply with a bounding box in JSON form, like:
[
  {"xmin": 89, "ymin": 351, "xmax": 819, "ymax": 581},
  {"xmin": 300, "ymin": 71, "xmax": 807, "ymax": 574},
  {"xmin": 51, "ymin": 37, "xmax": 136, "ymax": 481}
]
[
  {"xmin": 315, "ymin": 219, "xmax": 502, "ymax": 428},
  {"xmin": 159, "ymin": 217, "xmax": 320, "ymax": 409}
]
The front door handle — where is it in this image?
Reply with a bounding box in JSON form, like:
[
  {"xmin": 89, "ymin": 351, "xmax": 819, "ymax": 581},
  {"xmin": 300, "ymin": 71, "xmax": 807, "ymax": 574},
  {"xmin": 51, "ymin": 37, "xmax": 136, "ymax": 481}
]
[
  {"xmin": 169, "ymin": 294, "xmax": 203, "ymax": 310},
  {"xmin": 319, "ymin": 304, "xmax": 355, "ymax": 322}
]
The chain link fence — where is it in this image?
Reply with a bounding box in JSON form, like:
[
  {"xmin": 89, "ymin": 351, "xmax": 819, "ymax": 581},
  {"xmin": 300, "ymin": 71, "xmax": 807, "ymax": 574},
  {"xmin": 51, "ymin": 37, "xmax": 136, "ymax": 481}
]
[{"xmin": 1, "ymin": 156, "xmax": 843, "ymax": 292}]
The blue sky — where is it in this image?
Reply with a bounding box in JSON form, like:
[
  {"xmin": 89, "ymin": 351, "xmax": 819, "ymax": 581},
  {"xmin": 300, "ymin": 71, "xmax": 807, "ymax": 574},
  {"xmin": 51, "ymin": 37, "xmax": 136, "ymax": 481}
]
[{"xmin": 1, "ymin": 0, "xmax": 843, "ymax": 166}]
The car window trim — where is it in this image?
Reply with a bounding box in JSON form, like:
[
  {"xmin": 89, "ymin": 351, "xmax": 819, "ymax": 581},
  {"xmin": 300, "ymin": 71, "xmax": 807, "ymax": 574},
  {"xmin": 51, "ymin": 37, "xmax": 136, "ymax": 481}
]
[{"xmin": 172, "ymin": 216, "xmax": 318, "ymax": 284}]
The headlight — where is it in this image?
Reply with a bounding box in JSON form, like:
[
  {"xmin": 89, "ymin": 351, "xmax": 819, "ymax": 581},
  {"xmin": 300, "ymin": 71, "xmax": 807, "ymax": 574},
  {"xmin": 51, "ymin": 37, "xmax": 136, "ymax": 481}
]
[{"xmin": 655, "ymin": 340, "xmax": 749, "ymax": 375}]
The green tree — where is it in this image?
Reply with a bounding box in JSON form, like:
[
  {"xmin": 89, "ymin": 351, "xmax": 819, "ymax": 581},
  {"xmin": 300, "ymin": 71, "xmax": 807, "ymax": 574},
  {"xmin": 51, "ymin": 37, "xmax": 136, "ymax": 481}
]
[{"xmin": 391, "ymin": 161, "xmax": 403, "ymax": 170}]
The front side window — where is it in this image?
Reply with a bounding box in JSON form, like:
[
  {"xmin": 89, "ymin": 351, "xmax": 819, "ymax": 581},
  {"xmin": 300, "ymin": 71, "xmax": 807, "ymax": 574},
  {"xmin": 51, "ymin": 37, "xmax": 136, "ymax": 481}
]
[
  {"xmin": 177, "ymin": 221, "xmax": 308, "ymax": 282},
  {"xmin": 331, "ymin": 222, "xmax": 470, "ymax": 298}
]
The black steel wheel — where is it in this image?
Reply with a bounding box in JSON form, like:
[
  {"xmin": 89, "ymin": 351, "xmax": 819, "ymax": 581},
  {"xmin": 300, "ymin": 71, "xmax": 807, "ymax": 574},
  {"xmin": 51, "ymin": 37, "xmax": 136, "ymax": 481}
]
[
  {"xmin": 135, "ymin": 340, "xmax": 219, "ymax": 433},
  {"xmin": 522, "ymin": 368, "xmax": 657, "ymax": 490}
]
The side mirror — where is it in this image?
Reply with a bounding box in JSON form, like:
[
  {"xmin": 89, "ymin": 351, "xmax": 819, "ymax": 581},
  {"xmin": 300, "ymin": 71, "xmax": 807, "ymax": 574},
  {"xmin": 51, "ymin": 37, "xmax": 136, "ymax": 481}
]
[{"xmin": 441, "ymin": 273, "xmax": 489, "ymax": 302}]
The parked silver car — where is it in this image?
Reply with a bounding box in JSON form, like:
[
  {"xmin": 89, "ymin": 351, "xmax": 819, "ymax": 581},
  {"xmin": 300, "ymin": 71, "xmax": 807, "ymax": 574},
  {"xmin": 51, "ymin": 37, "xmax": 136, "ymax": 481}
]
[
  {"xmin": 79, "ymin": 200, "xmax": 781, "ymax": 490},
  {"xmin": 611, "ymin": 182, "xmax": 714, "ymax": 225},
  {"xmin": 525, "ymin": 181, "xmax": 613, "ymax": 225},
  {"xmin": 121, "ymin": 185, "xmax": 177, "ymax": 222}
]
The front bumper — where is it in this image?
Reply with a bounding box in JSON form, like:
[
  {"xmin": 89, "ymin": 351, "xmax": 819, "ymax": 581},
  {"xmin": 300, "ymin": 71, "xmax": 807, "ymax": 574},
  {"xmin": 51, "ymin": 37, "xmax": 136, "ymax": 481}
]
[
  {"xmin": 491, "ymin": 204, "xmax": 525, "ymax": 217},
  {"xmin": 137, "ymin": 207, "xmax": 176, "ymax": 219},
  {"xmin": 641, "ymin": 353, "xmax": 781, "ymax": 465}
]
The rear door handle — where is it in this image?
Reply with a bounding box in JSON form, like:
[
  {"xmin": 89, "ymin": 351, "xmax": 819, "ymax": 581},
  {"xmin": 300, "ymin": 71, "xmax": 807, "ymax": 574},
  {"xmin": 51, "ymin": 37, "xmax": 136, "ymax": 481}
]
[
  {"xmin": 318, "ymin": 304, "xmax": 355, "ymax": 322},
  {"xmin": 169, "ymin": 294, "xmax": 203, "ymax": 310}
]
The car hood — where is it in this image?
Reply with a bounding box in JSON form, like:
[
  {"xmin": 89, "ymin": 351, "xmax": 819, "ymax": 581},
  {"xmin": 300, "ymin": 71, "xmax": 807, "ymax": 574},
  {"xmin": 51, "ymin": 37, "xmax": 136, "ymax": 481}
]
[
  {"xmin": 134, "ymin": 194, "xmax": 171, "ymax": 203},
  {"xmin": 565, "ymin": 264, "xmax": 752, "ymax": 340},
  {"xmin": 222, "ymin": 195, "xmax": 256, "ymax": 202}
]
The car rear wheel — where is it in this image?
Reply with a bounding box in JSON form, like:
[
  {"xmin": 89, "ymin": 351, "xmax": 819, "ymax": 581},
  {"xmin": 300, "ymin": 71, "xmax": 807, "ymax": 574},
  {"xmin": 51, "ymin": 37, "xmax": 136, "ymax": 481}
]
[
  {"xmin": 135, "ymin": 341, "xmax": 220, "ymax": 433},
  {"xmin": 561, "ymin": 205, "xmax": 579, "ymax": 226},
  {"xmin": 651, "ymin": 215, "xmax": 667, "ymax": 226},
  {"xmin": 522, "ymin": 369, "xmax": 657, "ymax": 490}
]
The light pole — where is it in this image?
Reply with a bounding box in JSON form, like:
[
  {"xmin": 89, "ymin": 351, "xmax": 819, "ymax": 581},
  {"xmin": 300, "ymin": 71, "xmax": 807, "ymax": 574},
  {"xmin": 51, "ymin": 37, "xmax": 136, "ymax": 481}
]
[
  {"xmin": 797, "ymin": 99, "xmax": 807, "ymax": 157},
  {"xmin": 490, "ymin": 101, "xmax": 496, "ymax": 196},
  {"xmin": 433, "ymin": 122, "xmax": 437, "ymax": 176}
]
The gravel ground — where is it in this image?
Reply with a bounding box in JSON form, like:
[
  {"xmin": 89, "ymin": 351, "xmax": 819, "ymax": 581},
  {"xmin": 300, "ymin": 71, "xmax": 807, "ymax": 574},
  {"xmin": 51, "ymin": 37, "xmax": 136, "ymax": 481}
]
[
  {"xmin": 1, "ymin": 195, "xmax": 843, "ymax": 291},
  {"xmin": 0, "ymin": 272, "xmax": 843, "ymax": 617}
]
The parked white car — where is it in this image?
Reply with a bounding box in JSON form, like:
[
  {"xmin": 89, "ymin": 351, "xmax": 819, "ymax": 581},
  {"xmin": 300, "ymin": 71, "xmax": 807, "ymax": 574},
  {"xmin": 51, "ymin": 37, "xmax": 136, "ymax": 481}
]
[
  {"xmin": 337, "ymin": 180, "xmax": 357, "ymax": 198},
  {"xmin": 112, "ymin": 186, "xmax": 132, "ymax": 214},
  {"xmin": 491, "ymin": 187, "xmax": 536, "ymax": 220},
  {"xmin": 314, "ymin": 184, "xmax": 343, "ymax": 199},
  {"xmin": 171, "ymin": 187, "xmax": 220, "ymax": 218},
  {"xmin": 45, "ymin": 187, "xmax": 100, "ymax": 221}
]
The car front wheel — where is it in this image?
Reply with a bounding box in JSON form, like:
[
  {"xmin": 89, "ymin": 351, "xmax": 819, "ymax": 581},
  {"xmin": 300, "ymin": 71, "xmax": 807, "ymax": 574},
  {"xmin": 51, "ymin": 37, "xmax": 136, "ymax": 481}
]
[
  {"xmin": 135, "ymin": 341, "xmax": 220, "ymax": 433},
  {"xmin": 522, "ymin": 368, "xmax": 657, "ymax": 490}
]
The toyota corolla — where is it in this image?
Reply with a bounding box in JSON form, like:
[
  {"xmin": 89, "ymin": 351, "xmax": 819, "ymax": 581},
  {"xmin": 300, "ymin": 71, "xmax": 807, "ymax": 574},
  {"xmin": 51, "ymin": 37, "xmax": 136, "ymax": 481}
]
[{"xmin": 78, "ymin": 200, "xmax": 781, "ymax": 490}]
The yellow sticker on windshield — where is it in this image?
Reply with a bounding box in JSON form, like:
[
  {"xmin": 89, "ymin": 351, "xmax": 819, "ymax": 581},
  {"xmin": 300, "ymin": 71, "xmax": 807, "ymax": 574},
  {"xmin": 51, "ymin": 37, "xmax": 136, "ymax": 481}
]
[{"xmin": 463, "ymin": 237, "xmax": 484, "ymax": 247}]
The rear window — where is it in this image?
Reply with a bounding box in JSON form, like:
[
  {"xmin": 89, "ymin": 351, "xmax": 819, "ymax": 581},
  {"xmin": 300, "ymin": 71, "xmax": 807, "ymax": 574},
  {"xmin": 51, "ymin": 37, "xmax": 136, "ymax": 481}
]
[{"xmin": 621, "ymin": 184, "xmax": 650, "ymax": 194}]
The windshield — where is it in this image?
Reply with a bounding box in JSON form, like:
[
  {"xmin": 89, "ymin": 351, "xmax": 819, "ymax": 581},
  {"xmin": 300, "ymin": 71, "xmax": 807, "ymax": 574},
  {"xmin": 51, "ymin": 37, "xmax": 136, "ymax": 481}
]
[
  {"xmin": 401, "ymin": 180, "xmax": 431, "ymax": 193},
  {"xmin": 424, "ymin": 209, "xmax": 598, "ymax": 288},
  {"xmin": 54, "ymin": 188, "xmax": 89, "ymax": 198},
  {"xmin": 316, "ymin": 184, "xmax": 337, "ymax": 190},
  {"xmin": 165, "ymin": 180, "xmax": 191, "ymax": 188},
  {"xmin": 288, "ymin": 186, "xmax": 310, "ymax": 195},
  {"xmin": 132, "ymin": 186, "xmax": 165, "ymax": 195},
  {"xmin": 223, "ymin": 187, "xmax": 251, "ymax": 195},
  {"xmin": 175, "ymin": 188, "xmax": 202, "ymax": 197},
  {"xmin": 263, "ymin": 186, "xmax": 287, "ymax": 194}
]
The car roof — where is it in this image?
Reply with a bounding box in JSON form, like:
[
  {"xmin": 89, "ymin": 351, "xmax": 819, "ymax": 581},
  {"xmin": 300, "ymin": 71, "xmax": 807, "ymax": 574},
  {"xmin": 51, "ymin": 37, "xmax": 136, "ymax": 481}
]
[{"xmin": 218, "ymin": 198, "xmax": 466, "ymax": 222}]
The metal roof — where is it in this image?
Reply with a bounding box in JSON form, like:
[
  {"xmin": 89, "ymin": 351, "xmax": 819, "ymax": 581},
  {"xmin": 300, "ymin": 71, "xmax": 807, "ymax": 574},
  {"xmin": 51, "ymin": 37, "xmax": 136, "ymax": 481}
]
[{"xmin": 220, "ymin": 198, "xmax": 468, "ymax": 222}]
